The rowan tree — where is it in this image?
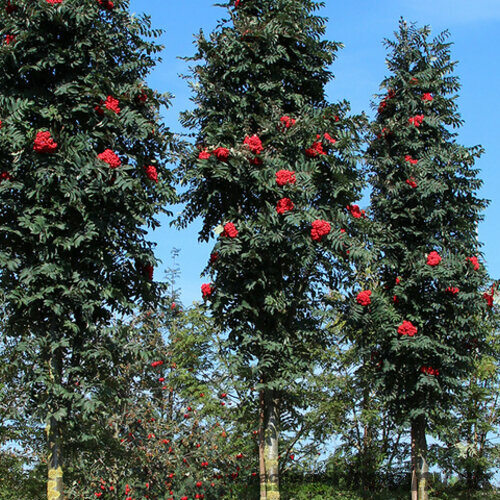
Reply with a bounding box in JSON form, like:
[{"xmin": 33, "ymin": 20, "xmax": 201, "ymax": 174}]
[
  {"xmin": 61, "ymin": 290, "xmax": 262, "ymax": 500},
  {"xmin": 434, "ymin": 309, "xmax": 500, "ymax": 493},
  {"xmin": 0, "ymin": 0, "xmax": 175, "ymax": 498},
  {"xmin": 179, "ymin": 1, "xmax": 365, "ymax": 497},
  {"xmin": 315, "ymin": 297, "xmax": 408, "ymax": 494},
  {"xmin": 360, "ymin": 20, "xmax": 492, "ymax": 500}
]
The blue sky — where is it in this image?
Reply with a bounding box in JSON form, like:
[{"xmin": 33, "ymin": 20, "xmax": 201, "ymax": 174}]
[{"xmin": 128, "ymin": 0, "xmax": 500, "ymax": 305}]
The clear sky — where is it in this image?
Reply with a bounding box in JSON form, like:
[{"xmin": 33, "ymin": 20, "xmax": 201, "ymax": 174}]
[{"xmin": 128, "ymin": 0, "xmax": 500, "ymax": 305}]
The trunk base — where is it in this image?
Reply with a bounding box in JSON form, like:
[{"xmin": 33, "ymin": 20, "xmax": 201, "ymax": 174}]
[
  {"xmin": 411, "ymin": 417, "xmax": 429, "ymax": 500},
  {"xmin": 47, "ymin": 466, "xmax": 63, "ymax": 500},
  {"xmin": 259, "ymin": 389, "xmax": 267, "ymax": 500},
  {"xmin": 263, "ymin": 391, "xmax": 280, "ymax": 500},
  {"xmin": 265, "ymin": 486, "xmax": 280, "ymax": 500},
  {"xmin": 418, "ymin": 476, "xmax": 429, "ymax": 500},
  {"xmin": 263, "ymin": 452, "xmax": 280, "ymax": 499}
]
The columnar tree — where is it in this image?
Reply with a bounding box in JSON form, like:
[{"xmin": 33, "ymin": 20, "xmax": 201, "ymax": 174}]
[
  {"xmin": 363, "ymin": 21, "xmax": 491, "ymax": 500},
  {"xmin": 0, "ymin": 0, "xmax": 175, "ymax": 498},
  {"xmin": 179, "ymin": 1, "xmax": 364, "ymax": 497}
]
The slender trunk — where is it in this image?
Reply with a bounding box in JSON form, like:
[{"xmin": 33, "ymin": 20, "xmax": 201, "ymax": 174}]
[
  {"xmin": 387, "ymin": 431, "xmax": 401, "ymax": 471},
  {"xmin": 258, "ymin": 389, "xmax": 267, "ymax": 500},
  {"xmin": 361, "ymin": 386, "xmax": 375, "ymax": 494},
  {"xmin": 167, "ymin": 386, "xmax": 174, "ymax": 422},
  {"xmin": 263, "ymin": 390, "xmax": 280, "ymax": 500},
  {"xmin": 362, "ymin": 422, "xmax": 369, "ymax": 491},
  {"xmin": 47, "ymin": 350, "xmax": 64, "ymax": 500},
  {"xmin": 411, "ymin": 425, "xmax": 418, "ymax": 500},
  {"xmin": 47, "ymin": 416, "xmax": 63, "ymax": 500},
  {"xmin": 411, "ymin": 417, "xmax": 429, "ymax": 500}
]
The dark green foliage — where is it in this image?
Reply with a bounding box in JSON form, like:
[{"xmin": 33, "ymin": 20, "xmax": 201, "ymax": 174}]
[
  {"xmin": 0, "ymin": 0, "xmax": 175, "ymax": 458},
  {"xmin": 433, "ymin": 317, "xmax": 500, "ymax": 492},
  {"xmin": 363, "ymin": 20, "xmax": 492, "ymax": 425},
  {"xmin": 0, "ymin": 454, "xmax": 45, "ymax": 500},
  {"xmin": 179, "ymin": 0, "xmax": 365, "ymax": 392},
  {"xmin": 0, "ymin": 338, "xmax": 46, "ymax": 499}
]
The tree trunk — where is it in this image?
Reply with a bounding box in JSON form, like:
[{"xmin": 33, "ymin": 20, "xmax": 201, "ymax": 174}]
[
  {"xmin": 47, "ymin": 349, "xmax": 64, "ymax": 500},
  {"xmin": 263, "ymin": 390, "xmax": 280, "ymax": 499},
  {"xmin": 258, "ymin": 389, "xmax": 267, "ymax": 500},
  {"xmin": 361, "ymin": 387, "xmax": 375, "ymax": 494},
  {"xmin": 47, "ymin": 416, "xmax": 63, "ymax": 500},
  {"xmin": 411, "ymin": 425, "xmax": 418, "ymax": 500},
  {"xmin": 411, "ymin": 416, "xmax": 429, "ymax": 500}
]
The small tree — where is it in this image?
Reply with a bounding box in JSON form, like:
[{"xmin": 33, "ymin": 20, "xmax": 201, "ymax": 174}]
[
  {"xmin": 434, "ymin": 308, "xmax": 500, "ymax": 494},
  {"xmin": 0, "ymin": 343, "xmax": 46, "ymax": 500},
  {"xmin": 63, "ymin": 294, "xmax": 260, "ymax": 500},
  {"xmin": 179, "ymin": 1, "xmax": 365, "ymax": 497},
  {"xmin": 324, "ymin": 335, "xmax": 407, "ymax": 492},
  {"xmin": 363, "ymin": 20, "xmax": 492, "ymax": 500},
  {"xmin": 0, "ymin": 1, "xmax": 175, "ymax": 498}
]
